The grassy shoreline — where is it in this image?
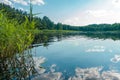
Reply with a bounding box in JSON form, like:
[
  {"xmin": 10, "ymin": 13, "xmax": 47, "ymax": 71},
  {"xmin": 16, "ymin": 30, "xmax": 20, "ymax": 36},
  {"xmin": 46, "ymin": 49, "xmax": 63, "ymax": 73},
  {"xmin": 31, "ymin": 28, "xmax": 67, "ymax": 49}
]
[{"xmin": 34, "ymin": 29, "xmax": 120, "ymax": 34}]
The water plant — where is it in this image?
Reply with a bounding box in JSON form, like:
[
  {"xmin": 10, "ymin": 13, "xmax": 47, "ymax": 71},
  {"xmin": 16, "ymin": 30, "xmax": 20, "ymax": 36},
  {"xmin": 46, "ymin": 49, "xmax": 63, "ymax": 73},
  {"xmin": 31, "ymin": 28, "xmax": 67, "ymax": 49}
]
[{"xmin": 0, "ymin": 11, "xmax": 35, "ymax": 58}]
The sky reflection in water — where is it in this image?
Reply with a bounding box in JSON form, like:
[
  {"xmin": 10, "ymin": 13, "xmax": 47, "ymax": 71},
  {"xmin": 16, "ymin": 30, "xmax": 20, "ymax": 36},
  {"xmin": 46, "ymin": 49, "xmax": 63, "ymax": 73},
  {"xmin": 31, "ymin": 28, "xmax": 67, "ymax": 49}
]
[{"xmin": 32, "ymin": 36, "xmax": 120, "ymax": 80}]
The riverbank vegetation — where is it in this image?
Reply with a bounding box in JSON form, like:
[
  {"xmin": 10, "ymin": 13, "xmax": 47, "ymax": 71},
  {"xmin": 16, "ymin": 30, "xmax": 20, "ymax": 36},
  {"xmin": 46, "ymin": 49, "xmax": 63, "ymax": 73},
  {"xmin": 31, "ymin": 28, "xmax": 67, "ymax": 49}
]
[
  {"xmin": 1, "ymin": 3, "xmax": 120, "ymax": 33},
  {"xmin": 0, "ymin": 3, "xmax": 37, "ymax": 79},
  {"xmin": 0, "ymin": 11, "xmax": 35, "ymax": 58}
]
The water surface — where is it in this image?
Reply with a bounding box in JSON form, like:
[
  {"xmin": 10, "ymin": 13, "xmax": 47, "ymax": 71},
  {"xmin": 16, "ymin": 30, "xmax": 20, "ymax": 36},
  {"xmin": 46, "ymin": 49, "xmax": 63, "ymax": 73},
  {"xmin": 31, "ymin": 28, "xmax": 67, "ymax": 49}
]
[{"xmin": 32, "ymin": 35, "xmax": 120, "ymax": 80}]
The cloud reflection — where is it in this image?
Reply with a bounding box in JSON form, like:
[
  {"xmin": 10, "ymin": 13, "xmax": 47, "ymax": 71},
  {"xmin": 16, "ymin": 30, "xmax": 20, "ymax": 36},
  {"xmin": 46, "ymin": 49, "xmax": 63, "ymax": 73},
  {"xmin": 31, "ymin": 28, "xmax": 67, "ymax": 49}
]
[
  {"xmin": 50, "ymin": 64, "xmax": 57, "ymax": 72},
  {"xmin": 69, "ymin": 67, "xmax": 120, "ymax": 80},
  {"xmin": 32, "ymin": 57, "xmax": 62, "ymax": 80},
  {"xmin": 33, "ymin": 72, "xmax": 62, "ymax": 80},
  {"xmin": 69, "ymin": 67, "xmax": 102, "ymax": 80},
  {"xmin": 33, "ymin": 57, "xmax": 120, "ymax": 80},
  {"xmin": 33, "ymin": 57, "xmax": 46, "ymax": 74},
  {"xmin": 102, "ymin": 71, "xmax": 120, "ymax": 80},
  {"xmin": 111, "ymin": 55, "xmax": 120, "ymax": 63},
  {"xmin": 86, "ymin": 46, "xmax": 105, "ymax": 53}
]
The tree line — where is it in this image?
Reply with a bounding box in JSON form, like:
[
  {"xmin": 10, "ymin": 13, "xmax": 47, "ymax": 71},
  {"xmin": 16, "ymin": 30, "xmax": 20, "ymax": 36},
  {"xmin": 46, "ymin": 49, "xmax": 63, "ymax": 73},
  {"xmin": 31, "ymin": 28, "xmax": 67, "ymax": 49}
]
[{"xmin": 1, "ymin": 3, "xmax": 120, "ymax": 32}]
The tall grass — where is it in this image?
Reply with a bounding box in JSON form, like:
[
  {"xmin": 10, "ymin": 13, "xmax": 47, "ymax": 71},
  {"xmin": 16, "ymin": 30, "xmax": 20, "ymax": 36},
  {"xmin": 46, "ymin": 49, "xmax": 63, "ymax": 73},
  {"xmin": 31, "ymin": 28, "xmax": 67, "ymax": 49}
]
[{"xmin": 0, "ymin": 12, "xmax": 35, "ymax": 58}]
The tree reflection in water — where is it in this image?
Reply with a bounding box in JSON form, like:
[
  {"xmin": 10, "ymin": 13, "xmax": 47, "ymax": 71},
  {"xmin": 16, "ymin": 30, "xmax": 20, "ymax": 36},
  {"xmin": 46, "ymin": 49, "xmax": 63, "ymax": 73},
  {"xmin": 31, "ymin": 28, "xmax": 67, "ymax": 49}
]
[
  {"xmin": 0, "ymin": 51, "xmax": 38, "ymax": 80},
  {"xmin": 1, "ymin": 32, "xmax": 120, "ymax": 80},
  {"xmin": 33, "ymin": 32, "xmax": 120, "ymax": 47}
]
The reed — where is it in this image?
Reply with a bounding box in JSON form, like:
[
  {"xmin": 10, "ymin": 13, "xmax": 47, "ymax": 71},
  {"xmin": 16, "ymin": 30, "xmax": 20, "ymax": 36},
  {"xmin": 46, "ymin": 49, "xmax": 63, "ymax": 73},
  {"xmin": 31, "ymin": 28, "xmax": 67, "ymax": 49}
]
[{"xmin": 0, "ymin": 12, "xmax": 35, "ymax": 58}]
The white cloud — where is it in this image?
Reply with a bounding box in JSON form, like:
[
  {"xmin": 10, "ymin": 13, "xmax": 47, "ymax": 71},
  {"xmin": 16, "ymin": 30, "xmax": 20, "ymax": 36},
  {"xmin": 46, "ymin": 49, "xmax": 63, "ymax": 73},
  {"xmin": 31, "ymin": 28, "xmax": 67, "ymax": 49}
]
[
  {"xmin": 63, "ymin": 9, "xmax": 120, "ymax": 26},
  {"xmin": 111, "ymin": 55, "xmax": 120, "ymax": 63},
  {"xmin": 0, "ymin": 0, "xmax": 12, "ymax": 6},
  {"xmin": 12, "ymin": 0, "xmax": 28, "ymax": 6},
  {"xmin": 63, "ymin": 17, "xmax": 81, "ymax": 26},
  {"xmin": 86, "ymin": 10, "xmax": 113, "ymax": 18},
  {"xmin": 0, "ymin": 0, "xmax": 45, "ymax": 6},
  {"xmin": 31, "ymin": 0, "xmax": 45, "ymax": 5},
  {"xmin": 112, "ymin": 0, "xmax": 120, "ymax": 8},
  {"xmin": 63, "ymin": 0, "xmax": 120, "ymax": 26}
]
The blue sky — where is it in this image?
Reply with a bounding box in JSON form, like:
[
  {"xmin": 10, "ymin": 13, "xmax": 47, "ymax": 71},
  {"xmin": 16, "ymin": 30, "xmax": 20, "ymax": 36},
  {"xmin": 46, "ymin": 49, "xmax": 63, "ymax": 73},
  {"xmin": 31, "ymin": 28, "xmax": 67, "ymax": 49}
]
[{"xmin": 1, "ymin": 0, "xmax": 120, "ymax": 26}]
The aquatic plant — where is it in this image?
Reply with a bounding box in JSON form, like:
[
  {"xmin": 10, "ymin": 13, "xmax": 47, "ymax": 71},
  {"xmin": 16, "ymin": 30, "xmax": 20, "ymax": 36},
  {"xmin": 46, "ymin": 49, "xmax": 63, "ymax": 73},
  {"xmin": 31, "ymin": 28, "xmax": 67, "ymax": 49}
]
[{"xmin": 0, "ymin": 12, "xmax": 35, "ymax": 58}]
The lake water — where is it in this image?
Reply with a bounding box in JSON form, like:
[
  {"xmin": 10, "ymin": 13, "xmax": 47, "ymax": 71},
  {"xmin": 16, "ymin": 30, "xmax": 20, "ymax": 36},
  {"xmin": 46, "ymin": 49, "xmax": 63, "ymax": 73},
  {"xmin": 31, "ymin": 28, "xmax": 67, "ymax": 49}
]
[{"xmin": 32, "ymin": 35, "xmax": 120, "ymax": 80}]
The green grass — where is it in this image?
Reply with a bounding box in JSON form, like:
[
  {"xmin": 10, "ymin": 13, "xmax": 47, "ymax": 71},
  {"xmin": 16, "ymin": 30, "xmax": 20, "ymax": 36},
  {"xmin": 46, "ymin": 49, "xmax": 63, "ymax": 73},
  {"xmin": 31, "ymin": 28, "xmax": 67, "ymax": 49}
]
[{"xmin": 34, "ymin": 29, "xmax": 79, "ymax": 34}]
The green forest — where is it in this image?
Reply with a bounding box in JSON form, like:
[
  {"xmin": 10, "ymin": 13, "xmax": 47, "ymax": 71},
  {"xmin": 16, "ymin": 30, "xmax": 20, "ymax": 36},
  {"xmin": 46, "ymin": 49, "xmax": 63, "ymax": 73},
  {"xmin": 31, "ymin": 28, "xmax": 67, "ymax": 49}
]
[{"xmin": 1, "ymin": 3, "xmax": 120, "ymax": 32}]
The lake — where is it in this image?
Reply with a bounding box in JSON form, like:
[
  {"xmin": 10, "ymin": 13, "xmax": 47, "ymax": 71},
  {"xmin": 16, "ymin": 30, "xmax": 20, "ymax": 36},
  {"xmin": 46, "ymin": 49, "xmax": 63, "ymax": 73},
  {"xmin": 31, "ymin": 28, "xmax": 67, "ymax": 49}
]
[{"xmin": 31, "ymin": 34, "xmax": 120, "ymax": 80}]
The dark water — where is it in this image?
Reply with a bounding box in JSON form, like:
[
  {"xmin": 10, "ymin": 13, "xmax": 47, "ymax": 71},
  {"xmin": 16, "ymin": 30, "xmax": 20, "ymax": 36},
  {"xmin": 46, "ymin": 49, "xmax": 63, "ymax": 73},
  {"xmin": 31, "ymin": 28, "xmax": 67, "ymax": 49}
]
[{"xmin": 31, "ymin": 33, "xmax": 120, "ymax": 80}]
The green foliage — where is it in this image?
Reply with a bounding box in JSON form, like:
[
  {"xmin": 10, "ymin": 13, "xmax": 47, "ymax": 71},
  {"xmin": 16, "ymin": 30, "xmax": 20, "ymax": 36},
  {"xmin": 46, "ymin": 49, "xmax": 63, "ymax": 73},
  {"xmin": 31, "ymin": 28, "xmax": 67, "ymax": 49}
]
[
  {"xmin": 0, "ymin": 3, "xmax": 27, "ymax": 24},
  {"xmin": 0, "ymin": 12, "xmax": 35, "ymax": 58},
  {"xmin": 1, "ymin": 3, "xmax": 120, "ymax": 33},
  {"xmin": 78, "ymin": 24, "xmax": 120, "ymax": 31}
]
